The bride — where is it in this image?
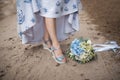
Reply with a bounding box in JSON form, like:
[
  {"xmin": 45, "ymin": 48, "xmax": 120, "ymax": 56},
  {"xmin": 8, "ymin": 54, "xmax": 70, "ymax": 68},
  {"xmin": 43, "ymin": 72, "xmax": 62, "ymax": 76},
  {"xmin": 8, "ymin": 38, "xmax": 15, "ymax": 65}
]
[{"xmin": 16, "ymin": 0, "xmax": 82, "ymax": 64}]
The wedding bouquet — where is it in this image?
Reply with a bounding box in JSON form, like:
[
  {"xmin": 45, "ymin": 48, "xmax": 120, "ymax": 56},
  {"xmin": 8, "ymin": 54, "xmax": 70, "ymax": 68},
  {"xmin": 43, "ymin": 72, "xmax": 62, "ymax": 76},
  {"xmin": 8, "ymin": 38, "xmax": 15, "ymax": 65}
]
[{"xmin": 66, "ymin": 38, "xmax": 96, "ymax": 64}]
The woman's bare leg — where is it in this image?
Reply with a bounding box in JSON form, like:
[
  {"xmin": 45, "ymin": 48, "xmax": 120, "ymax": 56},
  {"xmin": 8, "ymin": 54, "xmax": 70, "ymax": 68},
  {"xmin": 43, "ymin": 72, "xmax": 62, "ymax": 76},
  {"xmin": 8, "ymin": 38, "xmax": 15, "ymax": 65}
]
[
  {"xmin": 44, "ymin": 17, "xmax": 66, "ymax": 61},
  {"xmin": 43, "ymin": 18, "xmax": 51, "ymax": 48}
]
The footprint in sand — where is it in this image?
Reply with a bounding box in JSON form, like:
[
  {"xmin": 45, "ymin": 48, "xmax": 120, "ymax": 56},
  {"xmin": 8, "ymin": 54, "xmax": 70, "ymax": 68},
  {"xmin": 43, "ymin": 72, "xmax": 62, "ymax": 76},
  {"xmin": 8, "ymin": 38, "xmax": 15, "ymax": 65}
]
[{"xmin": 0, "ymin": 70, "xmax": 6, "ymax": 78}]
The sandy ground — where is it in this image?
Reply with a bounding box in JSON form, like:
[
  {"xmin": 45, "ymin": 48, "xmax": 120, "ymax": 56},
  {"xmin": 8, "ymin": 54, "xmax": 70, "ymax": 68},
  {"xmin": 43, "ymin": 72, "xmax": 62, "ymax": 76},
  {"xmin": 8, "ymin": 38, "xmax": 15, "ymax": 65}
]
[{"xmin": 0, "ymin": 0, "xmax": 120, "ymax": 80}]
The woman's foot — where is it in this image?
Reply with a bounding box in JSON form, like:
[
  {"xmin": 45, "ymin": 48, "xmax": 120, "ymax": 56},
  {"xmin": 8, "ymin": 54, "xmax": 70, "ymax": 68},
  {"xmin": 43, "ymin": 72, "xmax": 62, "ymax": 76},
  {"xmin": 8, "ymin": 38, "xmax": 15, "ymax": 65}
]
[{"xmin": 51, "ymin": 44, "xmax": 66, "ymax": 64}]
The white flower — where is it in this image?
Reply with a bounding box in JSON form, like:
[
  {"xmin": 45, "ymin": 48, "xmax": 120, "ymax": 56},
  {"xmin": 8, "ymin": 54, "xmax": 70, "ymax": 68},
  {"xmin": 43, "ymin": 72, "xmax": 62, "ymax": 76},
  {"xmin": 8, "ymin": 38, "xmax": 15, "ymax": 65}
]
[
  {"xmin": 80, "ymin": 53, "xmax": 87, "ymax": 59},
  {"xmin": 87, "ymin": 40, "xmax": 92, "ymax": 45}
]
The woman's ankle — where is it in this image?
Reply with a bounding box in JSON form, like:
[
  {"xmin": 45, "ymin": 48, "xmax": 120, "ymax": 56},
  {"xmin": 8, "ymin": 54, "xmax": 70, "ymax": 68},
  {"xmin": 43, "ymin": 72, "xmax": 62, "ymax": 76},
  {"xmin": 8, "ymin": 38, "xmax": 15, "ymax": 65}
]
[
  {"xmin": 43, "ymin": 36, "xmax": 50, "ymax": 41},
  {"xmin": 52, "ymin": 42, "xmax": 60, "ymax": 48}
]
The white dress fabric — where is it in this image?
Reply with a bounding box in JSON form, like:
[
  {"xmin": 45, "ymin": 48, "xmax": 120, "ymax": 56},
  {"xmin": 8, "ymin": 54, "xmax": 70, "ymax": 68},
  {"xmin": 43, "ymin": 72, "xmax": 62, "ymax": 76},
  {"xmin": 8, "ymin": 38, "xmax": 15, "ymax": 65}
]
[{"xmin": 16, "ymin": 0, "xmax": 82, "ymax": 44}]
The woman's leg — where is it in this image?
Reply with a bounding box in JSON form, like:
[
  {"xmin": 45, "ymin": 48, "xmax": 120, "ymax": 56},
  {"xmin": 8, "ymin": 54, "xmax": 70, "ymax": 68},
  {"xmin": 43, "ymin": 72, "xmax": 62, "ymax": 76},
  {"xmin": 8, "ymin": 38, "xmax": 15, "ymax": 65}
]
[
  {"xmin": 44, "ymin": 17, "xmax": 66, "ymax": 61},
  {"xmin": 43, "ymin": 18, "xmax": 51, "ymax": 48}
]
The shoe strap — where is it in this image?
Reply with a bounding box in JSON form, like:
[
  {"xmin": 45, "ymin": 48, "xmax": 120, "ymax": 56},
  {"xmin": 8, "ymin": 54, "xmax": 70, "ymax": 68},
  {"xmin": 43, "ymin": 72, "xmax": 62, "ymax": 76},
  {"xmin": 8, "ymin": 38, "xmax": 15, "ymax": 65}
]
[
  {"xmin": 51, "ymin": 46, "xmax": 60, "ymax": 51},
  {"xmin": 56, "ymin": 55, "xmax": 65, "ymax": 61}
]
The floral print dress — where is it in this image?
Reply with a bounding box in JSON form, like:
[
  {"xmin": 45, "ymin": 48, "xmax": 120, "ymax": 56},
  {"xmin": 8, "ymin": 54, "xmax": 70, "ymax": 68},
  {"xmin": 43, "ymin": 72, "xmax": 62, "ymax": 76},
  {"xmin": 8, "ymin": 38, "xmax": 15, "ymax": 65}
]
[
  {"xmin": 35, "ymin": 0, "xmax": 79, "ymax": 18},
  {"xmin": 16, "ymin": 0, "xmax": 82, "ymax": 44}
]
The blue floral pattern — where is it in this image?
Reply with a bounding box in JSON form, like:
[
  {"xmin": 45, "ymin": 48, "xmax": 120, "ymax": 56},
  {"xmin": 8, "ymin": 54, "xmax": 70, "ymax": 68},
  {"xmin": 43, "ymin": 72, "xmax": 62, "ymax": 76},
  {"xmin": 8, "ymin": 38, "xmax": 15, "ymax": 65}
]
[
  {"xmin": 43, "ymin": 8, "xmax": 48, "ymax": 13},
  {"xmin": 38, "ymin": 0, "xmax": 79, "ymax": 18},
  {"xmin": 17, "ymin": 10, "xmax": 25, "ymax": 25},
  {"xmin": 17, "ymin": 0, "xmax": 79, "ymax": 21},
  {"xmin": 24, "ymin": 0, "xmax": 32, "ymax": 3},
  {"xmin": 64, "ymin": 0, "xmax": 70, "ymax": 4},
  {"xmin": 16, "ymin": 0, "xmax": 81, "ymax": 44},
  {"xmin": 56, "ymin": 1, "xmax": 61, "ymax": 6},
  {"xmin": 73, "ymin": 4, "xmax": 77, "ymax": 9},
  {"xmin": 31, "ymin": 18, "xmax": 35, "ymax": 23},
  {"xmin": 17, "ymin": 0, "xmax": 78, "ymax": 24},
  {"xmin": 16, "ymin": 0, "xmax": 80, "ymax": 25}
]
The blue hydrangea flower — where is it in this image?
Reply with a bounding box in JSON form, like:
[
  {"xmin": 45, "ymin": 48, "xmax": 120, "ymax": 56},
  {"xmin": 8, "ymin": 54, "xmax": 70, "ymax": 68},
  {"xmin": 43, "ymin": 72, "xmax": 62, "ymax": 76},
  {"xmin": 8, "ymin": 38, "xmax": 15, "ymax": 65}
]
[{"xmin": 70, "ymin": 39, "xmax": 85, "ymax": 56}]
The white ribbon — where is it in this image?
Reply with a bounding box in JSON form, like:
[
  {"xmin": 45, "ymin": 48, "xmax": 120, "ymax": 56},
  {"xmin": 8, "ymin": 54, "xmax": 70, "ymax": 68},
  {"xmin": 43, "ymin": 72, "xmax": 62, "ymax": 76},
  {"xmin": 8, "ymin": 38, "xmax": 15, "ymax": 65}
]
[{"xmin": 93, "ymin": 41, "xmax": 120, "ymax": 53}]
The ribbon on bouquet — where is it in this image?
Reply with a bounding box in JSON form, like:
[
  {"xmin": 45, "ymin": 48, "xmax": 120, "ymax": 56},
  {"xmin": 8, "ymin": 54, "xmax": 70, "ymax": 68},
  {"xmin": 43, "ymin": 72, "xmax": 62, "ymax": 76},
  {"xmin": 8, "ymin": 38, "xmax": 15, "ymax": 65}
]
[{"xmin": 93, "ymin": 41, "xmax": 120, "ymax": 53}]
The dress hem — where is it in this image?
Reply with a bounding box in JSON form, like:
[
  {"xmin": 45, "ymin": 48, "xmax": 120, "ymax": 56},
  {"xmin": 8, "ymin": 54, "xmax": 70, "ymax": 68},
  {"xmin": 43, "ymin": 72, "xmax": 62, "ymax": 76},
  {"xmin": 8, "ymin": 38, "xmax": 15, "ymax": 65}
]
[{"xmin": 37, "ymin": 10, "xmax": 78, "ymax": 18}]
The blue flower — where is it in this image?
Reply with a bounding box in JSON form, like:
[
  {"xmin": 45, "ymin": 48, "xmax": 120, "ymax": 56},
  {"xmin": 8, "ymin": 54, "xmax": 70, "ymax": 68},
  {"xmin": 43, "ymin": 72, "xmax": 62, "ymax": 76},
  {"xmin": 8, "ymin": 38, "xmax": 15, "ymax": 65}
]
[
  {"xmin": 19, "ymin": 32, "xmax": 23, "ymax": 37},
  {"xmin": 64, "ymin": 0, "xmax": 70, "ymax": 4},
  {"xmin": 43, "ymin": 8, "xmax": 48, "ymax": 13},
  {"xmin": 17, "ymin": 10, "xmax": 25, "ymax": 25},
  {"xmin": 70, "ymin": 39, "xmax": 85, "ymax": 56},
  {"xmin": 56, "ymin": 1, "xmax": 61, "ymax": 6},
  {"xmin": 73, "ymin": 4, "xmax": 77, "ymax": 9},
  {"xmin": 31, "ymin": 18, "xmax": 35, "ymax": 23},
  {"xmin": 24, "ymin": 0, "xmax": 32, "ymax": 3},
  {"xmin": 64, "ymin": 7, "xmax": 69, "ymax": 11},
  {"xmin": 55, "ymin": 12, "xmax": 59, "ymax": 14}
]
